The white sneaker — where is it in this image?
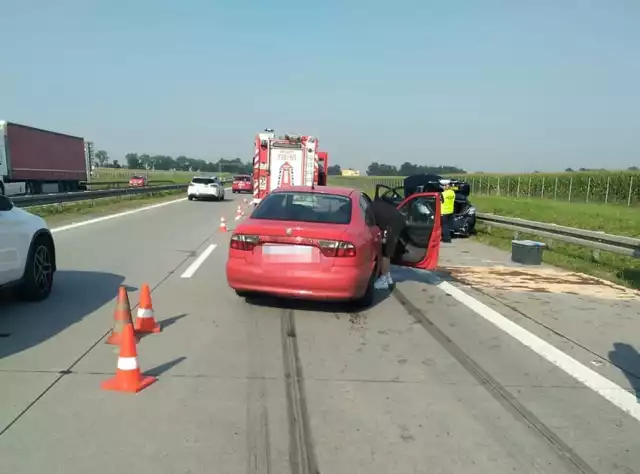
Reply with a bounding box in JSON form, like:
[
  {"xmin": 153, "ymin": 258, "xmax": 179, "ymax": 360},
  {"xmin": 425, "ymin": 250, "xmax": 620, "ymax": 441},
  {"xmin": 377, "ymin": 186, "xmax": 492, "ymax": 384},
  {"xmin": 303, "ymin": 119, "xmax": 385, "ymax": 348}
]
[
  {"xmin": 374, "ymin": 276, "xmax": 390, "ymax": 290},
  {"xmin": 386, "ymin": 273, "xmax": 394, "ymax": 286}
]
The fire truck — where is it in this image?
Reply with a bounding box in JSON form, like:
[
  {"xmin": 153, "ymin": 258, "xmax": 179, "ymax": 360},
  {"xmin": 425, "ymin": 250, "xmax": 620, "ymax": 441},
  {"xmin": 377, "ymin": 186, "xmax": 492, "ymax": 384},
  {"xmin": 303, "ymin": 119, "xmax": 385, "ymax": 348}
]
[{"xmin": 251, "ymin": 129, "xmax": 323, "ymax": 205}]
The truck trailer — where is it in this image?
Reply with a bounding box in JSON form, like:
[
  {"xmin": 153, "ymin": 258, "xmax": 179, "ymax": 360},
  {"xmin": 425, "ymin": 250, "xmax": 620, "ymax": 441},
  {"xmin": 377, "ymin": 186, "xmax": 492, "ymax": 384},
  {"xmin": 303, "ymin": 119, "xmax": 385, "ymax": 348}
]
[
  {"xmin": 0, "ymin": 121, "xmax": 92, "ymax": 195},
  {"xmin": 251, "ymin": 129, "xmax": 321, "ymax": 205}
]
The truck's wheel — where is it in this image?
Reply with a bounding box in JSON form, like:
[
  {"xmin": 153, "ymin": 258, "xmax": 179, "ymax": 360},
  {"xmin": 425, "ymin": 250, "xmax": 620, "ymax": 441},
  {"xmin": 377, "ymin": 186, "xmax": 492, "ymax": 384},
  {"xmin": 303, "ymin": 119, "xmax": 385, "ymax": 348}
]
[
  {"xmin": 17, "ymin": 236, "xmax": 55, "ymax": 301},
  {"xmin": 0, "ymin": 182, "xmax": 5, "ymax": 196}
]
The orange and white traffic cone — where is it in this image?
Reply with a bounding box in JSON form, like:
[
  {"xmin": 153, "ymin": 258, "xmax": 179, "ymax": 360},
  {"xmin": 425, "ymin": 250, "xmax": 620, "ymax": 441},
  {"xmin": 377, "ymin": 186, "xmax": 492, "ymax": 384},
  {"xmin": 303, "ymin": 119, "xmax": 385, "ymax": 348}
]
[
  {"xmin": 101, "ymin": 322, "xmax": 156, "ymax": 393},
  {"xmin": 219, "ymin": 217, "xmax": 227, "ymax": 232},
  {"xmin": 134, "ymin": 283, "xmax": 161, "ymax": 334},
  {"xmin": 236, "ymin": 204, "xmax": 243, "ymax": 218},
  {"xmin": 106, "ymin": 286, "xmax": 134, "ymax": 345}
]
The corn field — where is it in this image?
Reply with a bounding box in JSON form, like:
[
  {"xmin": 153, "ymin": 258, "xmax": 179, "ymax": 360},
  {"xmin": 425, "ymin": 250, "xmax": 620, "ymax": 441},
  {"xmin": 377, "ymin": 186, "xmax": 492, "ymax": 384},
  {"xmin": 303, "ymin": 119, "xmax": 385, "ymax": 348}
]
[
  {"xmin": 344, "ymin": 172, "xmax": 640, "ymax": 207},
  {"xmin": 453, "ymin": 173, "xmax": 639, "ymax": 206}
]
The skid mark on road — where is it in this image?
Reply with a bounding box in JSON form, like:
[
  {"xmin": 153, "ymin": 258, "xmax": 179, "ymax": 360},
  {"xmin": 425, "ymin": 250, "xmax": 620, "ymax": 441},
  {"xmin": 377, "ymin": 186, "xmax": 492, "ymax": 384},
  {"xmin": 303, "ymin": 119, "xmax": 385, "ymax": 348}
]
[
  {"xmin": 245, "ymin": 305, "xmax": 274, "ymax": 474},
  {"xmin": 281, "ymin": 309, "xmax": 319, "ymax": 474},
  {"xmin": 422, "ymin": 270, "xmax": 640, "ymax": 424},
  {"xmin": 393, "ymin": 287, "xmax": 597, "ymax": 474},
  {"xmin": 458, "ymin": 282, "xmax": 640, "ymax": 385}
]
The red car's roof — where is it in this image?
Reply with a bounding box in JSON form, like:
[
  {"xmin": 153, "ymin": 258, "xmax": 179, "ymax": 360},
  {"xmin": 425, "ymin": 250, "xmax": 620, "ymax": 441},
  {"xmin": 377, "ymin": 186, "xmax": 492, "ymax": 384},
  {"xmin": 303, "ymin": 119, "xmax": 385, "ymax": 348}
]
[{"xmin": 270, "ymin": 186, "xmax": 356, "ymax": 197}]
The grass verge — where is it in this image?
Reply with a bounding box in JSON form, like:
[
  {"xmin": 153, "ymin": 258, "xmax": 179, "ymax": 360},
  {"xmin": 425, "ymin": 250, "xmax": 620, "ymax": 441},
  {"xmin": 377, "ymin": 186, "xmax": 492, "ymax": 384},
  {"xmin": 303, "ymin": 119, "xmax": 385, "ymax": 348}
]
[
  {"xmin": 27, "ymin": 189, "xmax": 186, "ymax": 228},
  {"xmin": 472, "ymin": 196, "xmax": 639, "ymax": 289},
  {"xmin": 472, "ymin": 196, "xmax": 639, "ymax": 237}
]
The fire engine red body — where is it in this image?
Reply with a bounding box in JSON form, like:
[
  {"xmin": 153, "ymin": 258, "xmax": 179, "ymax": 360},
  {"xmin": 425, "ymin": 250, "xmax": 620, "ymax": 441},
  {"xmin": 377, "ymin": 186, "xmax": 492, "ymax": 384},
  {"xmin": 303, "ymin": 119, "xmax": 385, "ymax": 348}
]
[{"xmin": 252, "ymin": 130, "xmax": 321, "ymax": 205}]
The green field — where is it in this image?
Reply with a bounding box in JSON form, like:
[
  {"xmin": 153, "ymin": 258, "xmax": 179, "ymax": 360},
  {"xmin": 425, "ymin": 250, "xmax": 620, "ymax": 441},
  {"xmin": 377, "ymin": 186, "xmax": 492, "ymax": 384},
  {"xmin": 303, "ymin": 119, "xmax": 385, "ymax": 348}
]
[
  {"xmin": 329, "ymin": 175, "xmax": 640, "ymax": 289},
  {"xmin": 330, "ymin": 171, "xmax": 640, "ymax": 206}
]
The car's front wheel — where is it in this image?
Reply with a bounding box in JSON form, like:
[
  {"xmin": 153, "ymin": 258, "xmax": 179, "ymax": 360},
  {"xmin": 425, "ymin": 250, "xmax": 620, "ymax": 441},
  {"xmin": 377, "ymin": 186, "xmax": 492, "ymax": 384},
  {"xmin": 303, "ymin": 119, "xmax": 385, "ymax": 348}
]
[{"xmin": 17, "ymin": 236, "xmax": 55, "ymax": 301}]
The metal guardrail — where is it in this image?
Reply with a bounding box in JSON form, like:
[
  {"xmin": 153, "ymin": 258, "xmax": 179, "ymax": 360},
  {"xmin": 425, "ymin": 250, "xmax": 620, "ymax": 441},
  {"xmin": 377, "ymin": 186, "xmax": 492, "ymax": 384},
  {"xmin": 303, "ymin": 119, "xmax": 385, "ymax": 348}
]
[
  {"xmin": 84, "ymin": 180, "xmax": 177, "ymax": 188},
  {"xmin": 12, "ymin": 185, "xmax": 187, "ymax": 207},
  {"xmin": 477, "ymin": 213, "xmax": 640, "ymax": 259},
  {"xmin": 11, "ymin": 178, "xmax": 234, "ymax": 207}
]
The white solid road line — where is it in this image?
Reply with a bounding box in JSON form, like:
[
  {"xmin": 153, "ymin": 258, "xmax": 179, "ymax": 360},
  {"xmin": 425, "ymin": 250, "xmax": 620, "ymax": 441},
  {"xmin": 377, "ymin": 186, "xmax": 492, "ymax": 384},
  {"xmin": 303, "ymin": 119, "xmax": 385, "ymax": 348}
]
[
  {"xmin": 421, "ymin": 270, "xmax": 640, "ymax": 423},
  {"xmin": 180, "ymin": 244, "xmax": 217, "ymax": 279},
  {"xmin": 51, "ymin": 197, "xmax": 187, "ymax": 233},
  {"xmin": 51, "ymin": 187, "xmax": 233, "ymax": 234}
]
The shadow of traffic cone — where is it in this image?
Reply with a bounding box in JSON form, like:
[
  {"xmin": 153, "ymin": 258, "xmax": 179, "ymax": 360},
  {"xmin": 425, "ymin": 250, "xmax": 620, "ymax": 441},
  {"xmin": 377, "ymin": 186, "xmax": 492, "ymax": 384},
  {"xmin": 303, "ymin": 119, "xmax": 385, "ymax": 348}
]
[
  {"xmin": 219, "ymin": 217, "xmax": 227, "ymax": 232},
  {"xmin": 134, "ymin": 283, "xmax": 161, "ymax": 334},
  {"xmin": 106, "ymin": 286, "xmax": 134, "ymax": 345},
  {"xmin": 101, "ymin": 322, "xmax": 156, "ymax": 393}
]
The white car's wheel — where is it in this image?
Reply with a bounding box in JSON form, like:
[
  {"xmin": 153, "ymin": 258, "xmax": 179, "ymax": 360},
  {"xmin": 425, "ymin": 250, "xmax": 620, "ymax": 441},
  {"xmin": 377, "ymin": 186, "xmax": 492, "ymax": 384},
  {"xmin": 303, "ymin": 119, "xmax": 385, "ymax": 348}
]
[{"xmin": 17, "ymin": 235, "xmax": 55, "ymax": 301}]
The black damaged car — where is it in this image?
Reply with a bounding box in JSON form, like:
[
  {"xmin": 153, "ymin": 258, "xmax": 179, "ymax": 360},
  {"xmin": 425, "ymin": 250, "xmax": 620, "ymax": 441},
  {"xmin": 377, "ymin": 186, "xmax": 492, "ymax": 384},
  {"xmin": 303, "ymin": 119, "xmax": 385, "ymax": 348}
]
[{"xmin": 375, "ymin": 173, "xmax": 477, "ymax": 238}]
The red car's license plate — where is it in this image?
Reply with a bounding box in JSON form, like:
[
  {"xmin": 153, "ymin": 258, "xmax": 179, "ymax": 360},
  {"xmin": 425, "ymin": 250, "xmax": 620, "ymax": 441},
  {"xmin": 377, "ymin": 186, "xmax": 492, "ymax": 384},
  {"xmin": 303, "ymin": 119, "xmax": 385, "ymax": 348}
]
[{"xmin": 262, "ymin": 244, "xmax": 315, "ymax": 263}]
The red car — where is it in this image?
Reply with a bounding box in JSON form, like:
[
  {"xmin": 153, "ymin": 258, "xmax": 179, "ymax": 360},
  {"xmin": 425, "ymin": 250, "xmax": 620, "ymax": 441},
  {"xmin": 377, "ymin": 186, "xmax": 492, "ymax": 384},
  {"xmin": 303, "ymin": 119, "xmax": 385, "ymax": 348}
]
[
  {"xmin": 232, "ymin": 175, "xmax": 253, "ymax": 193},
  {"xmin": 225, "ymin": 185, "xmax": 442, "ymax": 308},
  {"xmin": 129, "ymin": 175, "xmax": 147, "ymax": 187}
]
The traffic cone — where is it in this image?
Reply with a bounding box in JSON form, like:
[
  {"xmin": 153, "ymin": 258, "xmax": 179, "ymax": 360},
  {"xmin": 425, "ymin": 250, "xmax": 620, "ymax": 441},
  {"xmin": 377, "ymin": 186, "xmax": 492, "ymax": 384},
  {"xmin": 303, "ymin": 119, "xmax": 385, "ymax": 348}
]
[
  {"xmin": 236, "ymin": 204, "xmax": 243, "ymax": 217},
  {"xmin": 219, "ymin": 217, "xmax": 227, "ymax": 232},
  {"xmin": 101, "ymin": 322, "xmax": 156, "ymax": 393},
  {"xmin": 134, "ymin": 283, "xmax": 161, "ymax": 334},
  {"xmin": 106, "ymin": 286, "xmax": 134, "ymax": 345}
]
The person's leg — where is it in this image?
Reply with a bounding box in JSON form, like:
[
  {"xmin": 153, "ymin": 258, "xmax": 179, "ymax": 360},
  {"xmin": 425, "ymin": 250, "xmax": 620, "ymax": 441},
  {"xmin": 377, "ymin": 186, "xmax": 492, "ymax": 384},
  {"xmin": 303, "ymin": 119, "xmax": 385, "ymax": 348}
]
[
  {"xmin": 382, "ymin": 230, "xmax": 400, "ymax": 285},
  {"xmin": 447, "ymin": 214, "xmax": 454, "ymax": 240},
  {"xmin": 375, "ymin": 229, "xmax": 394, "ymax": 290},
  {"xmin": 441, "ymin": 214, "xmax": 451, "ymax": 242},
  {"xmin": 380, "ymin": 256, "xmax": 390, "ymax": 276}
]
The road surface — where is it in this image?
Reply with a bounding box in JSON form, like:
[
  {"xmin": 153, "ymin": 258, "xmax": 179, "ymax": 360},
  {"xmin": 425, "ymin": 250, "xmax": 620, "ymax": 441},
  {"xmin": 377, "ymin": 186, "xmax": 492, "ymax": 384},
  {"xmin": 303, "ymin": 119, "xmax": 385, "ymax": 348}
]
[{"xmin": 1, "ymin": 189, "xmax": 640, "ymax": 474}]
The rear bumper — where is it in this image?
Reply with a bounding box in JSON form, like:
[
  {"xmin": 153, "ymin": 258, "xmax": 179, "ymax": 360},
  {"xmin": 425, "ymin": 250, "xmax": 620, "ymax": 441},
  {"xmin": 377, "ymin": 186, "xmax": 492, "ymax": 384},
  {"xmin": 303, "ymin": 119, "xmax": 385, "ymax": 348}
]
[
  {"xmin": 232, "ymin": 185, "xmax": 252, "ymax": 192},
  {"xmin": 226, "ymin": 259, "xmax": 369, "ymax": 301},
  {"xmin": 189, "ymin": 189, "xmax": 223, "ymax": 197}
]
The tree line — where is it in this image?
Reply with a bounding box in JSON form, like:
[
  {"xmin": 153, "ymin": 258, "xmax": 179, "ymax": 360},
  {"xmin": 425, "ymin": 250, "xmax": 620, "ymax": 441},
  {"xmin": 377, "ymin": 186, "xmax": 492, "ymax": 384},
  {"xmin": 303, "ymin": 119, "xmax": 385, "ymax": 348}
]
[
  {"xmin": 326, "ymin": 162, "xmax": 467, "ymax": 176},
  {"xmin": 95, "ymin": 150, "xmax": 468, "ymax": 177},
  {"xmin": 93, "ymin": 150, "xmax": 252, "ymax": 174}
]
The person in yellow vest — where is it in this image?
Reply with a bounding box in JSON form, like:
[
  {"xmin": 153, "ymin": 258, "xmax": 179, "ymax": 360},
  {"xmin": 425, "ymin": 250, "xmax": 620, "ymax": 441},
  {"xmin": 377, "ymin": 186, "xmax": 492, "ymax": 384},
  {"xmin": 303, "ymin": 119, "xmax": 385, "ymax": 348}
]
[{"xmin": 440, "ymin": 183, "xmax": 456, "ymax": 243}]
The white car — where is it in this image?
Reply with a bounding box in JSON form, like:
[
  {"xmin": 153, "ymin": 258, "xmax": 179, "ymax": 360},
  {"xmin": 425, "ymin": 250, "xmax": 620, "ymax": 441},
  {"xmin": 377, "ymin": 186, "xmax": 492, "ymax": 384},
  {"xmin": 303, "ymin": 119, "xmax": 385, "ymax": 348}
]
[
  {"xmin": 187, "ymin": 176, "xmax": 226, "ymax": 201},
  {"xmin": 0, "ymin": 195, "xmax": 56, "ymax": 301}
]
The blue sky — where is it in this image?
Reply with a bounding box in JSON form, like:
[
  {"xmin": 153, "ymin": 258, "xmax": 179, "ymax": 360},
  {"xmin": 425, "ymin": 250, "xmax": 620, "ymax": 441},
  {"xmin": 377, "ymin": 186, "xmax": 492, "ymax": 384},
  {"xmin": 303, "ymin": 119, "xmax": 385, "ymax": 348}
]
[{"xmin": 1, "ymin": 0, "xmax": 638, "ymax": 173}]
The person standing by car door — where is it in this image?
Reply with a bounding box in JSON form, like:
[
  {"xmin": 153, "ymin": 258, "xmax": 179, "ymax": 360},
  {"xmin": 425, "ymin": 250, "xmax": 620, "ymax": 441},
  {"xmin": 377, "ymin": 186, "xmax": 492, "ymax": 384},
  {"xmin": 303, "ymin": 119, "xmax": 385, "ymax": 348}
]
[
  {"xmin": 369, "ymin": 198, "xmax": 407, "ymax": 290},
  {"xmin": 440, "ymin": 183, "xmax": 456, "ymax": 243}
]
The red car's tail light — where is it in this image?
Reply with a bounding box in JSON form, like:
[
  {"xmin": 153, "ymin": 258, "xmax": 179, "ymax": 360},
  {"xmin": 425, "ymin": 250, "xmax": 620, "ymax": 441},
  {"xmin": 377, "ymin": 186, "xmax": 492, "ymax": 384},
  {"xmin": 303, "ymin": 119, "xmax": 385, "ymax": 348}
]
[
  {"xmin": 230, "ymin": 234, "xmax": 259, "ymax": 251},
  {"xmin": 318, "ymin": 240, "xmax": 356, "ymax": 258}
]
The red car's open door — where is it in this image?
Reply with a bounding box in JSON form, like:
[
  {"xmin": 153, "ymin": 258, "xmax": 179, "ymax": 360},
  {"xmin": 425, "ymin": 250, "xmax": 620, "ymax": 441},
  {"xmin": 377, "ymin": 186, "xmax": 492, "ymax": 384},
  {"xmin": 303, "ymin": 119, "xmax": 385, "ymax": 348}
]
[{"xmin": 375, "ymin": 184, "xmax": 442, "ymax": 270}]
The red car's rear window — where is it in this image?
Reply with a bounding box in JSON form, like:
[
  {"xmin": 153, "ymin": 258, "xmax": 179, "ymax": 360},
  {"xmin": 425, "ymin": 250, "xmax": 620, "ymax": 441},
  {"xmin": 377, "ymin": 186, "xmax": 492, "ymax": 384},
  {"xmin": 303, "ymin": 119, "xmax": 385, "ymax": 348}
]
[
  {"xmin": 234, "ymin": 176, "xmax": 251, "ymax": 182},
  {"xmin": 252, "ymin": 192, "xmax": 352, "ymax": 225}
]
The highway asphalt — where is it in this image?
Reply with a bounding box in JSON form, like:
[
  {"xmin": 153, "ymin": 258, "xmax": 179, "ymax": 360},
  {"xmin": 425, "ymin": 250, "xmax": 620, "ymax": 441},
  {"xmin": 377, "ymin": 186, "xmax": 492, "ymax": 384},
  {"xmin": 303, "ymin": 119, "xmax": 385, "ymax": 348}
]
[{"xmin": 1, "ymin": 188, "xmax": 640, "ymax": 474}]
